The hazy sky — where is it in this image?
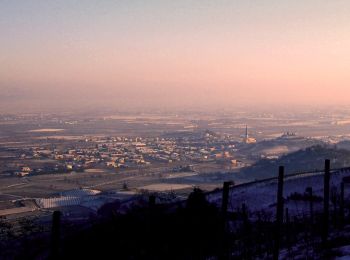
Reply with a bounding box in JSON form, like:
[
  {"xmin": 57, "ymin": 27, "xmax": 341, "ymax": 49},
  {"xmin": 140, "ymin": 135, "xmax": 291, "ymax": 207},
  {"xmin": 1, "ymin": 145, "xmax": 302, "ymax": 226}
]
[{"xmin": 1, "ymin": 0, "xmax": 350, "ymax": 112}]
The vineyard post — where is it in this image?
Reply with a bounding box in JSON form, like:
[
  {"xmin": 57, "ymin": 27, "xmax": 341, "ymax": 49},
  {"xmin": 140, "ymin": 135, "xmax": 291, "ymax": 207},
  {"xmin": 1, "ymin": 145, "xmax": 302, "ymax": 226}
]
[
  {"xmin": 273, "ymin": 166, "xmax": 284, "ymax": 260},
  {"xmin": 322, "ymin": 159, "xmax": 331, "ymax": 245}
]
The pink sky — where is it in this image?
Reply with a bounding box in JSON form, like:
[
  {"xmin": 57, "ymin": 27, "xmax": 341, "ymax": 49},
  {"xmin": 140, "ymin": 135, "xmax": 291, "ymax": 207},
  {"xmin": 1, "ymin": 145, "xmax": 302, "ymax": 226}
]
[{"xmin": 1, "ymin": 1, "xmax": 350, "ymax": 111}]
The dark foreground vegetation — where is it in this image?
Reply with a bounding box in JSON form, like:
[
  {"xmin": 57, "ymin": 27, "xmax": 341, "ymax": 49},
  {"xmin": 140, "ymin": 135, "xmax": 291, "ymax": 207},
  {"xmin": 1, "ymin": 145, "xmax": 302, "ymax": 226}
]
[{"xmin": 3, "ymin": 160, "xmax": 350, "ymax": 259}]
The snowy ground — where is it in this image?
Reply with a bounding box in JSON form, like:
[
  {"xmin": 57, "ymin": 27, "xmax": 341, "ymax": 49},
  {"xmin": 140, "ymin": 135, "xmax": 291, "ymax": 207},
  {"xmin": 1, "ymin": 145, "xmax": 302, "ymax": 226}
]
[
  {"xmin": 138, "ymin": 183, "xmax": 192, "ymax": 191},
  {"xmin": 207, "ymin": 169, "xmax": 350, "ymax": 218}
]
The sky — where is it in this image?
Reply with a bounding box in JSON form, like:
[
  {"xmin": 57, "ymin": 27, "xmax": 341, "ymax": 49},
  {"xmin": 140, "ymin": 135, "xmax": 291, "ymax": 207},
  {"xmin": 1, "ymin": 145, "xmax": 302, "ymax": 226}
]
[{"xmin": 1, "ymin": 0, "xmax": 350, "ymax": 112}]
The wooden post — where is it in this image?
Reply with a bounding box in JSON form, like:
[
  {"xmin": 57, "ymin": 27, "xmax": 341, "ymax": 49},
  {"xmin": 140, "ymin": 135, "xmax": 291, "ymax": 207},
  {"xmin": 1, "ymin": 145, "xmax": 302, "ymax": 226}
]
[
  {"xmin": 322, "ymin": 159, "xmax": 330, "ymax": 245},
  {"xmin": 273, "ymin": 166, "xmax": 284, "ymax": 260},
  {"xmin": 242, "ymin": 203, "xmax": 246, "ymax": 218},
  {"xmin": 242, "ymin": 203, "xmax": 250, "ymax": 259},
  {"xmin": 340, "ymin": 182, "xmax": 345, "ymax": 226},
  {"xmin": 149, "ymin": 195, "xmax": 156, "ymax": 208},
  {"xmin": 242, "ymin": 203, "xmax": 249, "ymax": 230},
  {"xmin": 50, "ymin": 211, "xmax": 61, "ymax": 259},
  {"xmin": 332, "ymin": 187, "xmax": 337, "ymax": 227},
  {"xmin": 221, "ymin": 181, "xmax": 233, "ymax": 259},
  {"xmin": 306, "ymin": 187, "xmax": 314, "ymax": 225},
  {"xmin": 285, "ymin": 208, "xmax": 290, "ymax": 249},
  {"xmin": 222, "ymin": 181, "xmax": 232, "ymax": 214}
]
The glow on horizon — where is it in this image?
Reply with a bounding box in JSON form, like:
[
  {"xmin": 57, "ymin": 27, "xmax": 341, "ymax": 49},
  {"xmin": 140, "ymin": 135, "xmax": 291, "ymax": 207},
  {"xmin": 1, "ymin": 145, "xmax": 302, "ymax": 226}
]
[{"xmin": 1, "ymin": 0, "xmax": 350, "ymax": 110}]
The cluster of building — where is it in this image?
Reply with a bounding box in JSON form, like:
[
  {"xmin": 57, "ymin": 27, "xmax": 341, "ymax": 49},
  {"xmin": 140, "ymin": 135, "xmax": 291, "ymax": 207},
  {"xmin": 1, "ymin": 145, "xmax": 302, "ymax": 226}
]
[{"xmin": 9, "ymin": 128, "xmax": 257, "ymax": 176}]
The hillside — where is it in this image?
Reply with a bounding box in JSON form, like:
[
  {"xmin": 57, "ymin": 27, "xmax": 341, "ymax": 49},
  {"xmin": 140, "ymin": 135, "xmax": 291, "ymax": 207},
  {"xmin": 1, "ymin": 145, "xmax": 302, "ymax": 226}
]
[
  {"xmin": 236, "ymin": 135, "xmax": 324, "ymax": 159},
  {"xmin": 239, "ymin": 145, "xmax": 350, "ymax": 180},
  {"xmin": 337, "ymin": 140, "xmax": 350, "ymax": 151}
]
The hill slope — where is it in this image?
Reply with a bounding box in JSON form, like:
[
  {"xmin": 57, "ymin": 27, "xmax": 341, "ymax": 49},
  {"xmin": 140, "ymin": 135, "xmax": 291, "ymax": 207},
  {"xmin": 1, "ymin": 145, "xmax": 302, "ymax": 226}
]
[{"xmin": 239, "ymin": 145, "xmax": 350, "ymax": 180}]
